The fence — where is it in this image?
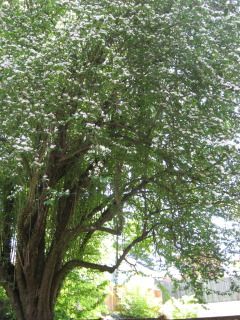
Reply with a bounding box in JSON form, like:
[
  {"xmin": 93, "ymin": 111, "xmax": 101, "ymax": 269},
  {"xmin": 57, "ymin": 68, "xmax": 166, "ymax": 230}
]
[
  {"xmin": 176, "ymin": 317, "xmax": 240, "ymax": 320},
  {"xmin": 104, "ymin": 317, "xmax": 240, "ymax": 320},
  {"xmin": 160, "ymin": 277, "xmax": 240, "ymax": 303},
  {"xmin": 83, "ymin": 317, "xmax": 240, "ymax": 320}
]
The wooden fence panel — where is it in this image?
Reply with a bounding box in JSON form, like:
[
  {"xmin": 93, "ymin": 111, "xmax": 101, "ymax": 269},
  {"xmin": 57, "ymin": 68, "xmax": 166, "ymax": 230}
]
[
  {"xmin": 160, "ymin": 277, "xmax": 240, "ymax": 303},
  {"xmin": 115, "ymin": 317, "xmax": 240, "ymax": 320}
]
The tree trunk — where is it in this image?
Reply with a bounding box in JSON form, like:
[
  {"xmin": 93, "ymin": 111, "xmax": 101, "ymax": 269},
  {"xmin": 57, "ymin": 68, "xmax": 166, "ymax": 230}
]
[
  {"xmin": 6, "ymin": 258, "xmax": 57, "ymax": 320},
  {"xmin": 10, "ymin": 290, "xmax": 55, "ymax": 320}
]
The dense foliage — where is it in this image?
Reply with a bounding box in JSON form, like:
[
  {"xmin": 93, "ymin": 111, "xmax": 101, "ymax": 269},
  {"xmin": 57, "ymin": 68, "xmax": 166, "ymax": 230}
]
[
  {"xmin": 118, "ymin": 283, "xmax": 161, "ymax": 318},
  {"xmin": 0, "ymin": 286, "xmax": 15, "ymax": 320},
  {"xmin": 55, "ymin": 270, "xmax": 108, "ymax": 320},
  {"xmin": 0, "ymin": 0, "xmax": 239, "ymax": 319}
]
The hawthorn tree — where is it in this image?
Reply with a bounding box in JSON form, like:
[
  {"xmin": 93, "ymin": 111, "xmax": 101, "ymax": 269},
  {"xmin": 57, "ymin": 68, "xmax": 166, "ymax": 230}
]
[{"xmin": 0, "ymin": 0, "xmax": 239, "ymax": 319}]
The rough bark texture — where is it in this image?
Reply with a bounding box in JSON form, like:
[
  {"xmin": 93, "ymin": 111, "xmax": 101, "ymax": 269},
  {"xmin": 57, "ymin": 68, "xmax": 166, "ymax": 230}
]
[
  {"xmin": 2, "ymin": 257, "xmax": 56, "ymax": 320},
  {"xmin": 0, "ymin": 162, "xmax": 149, "ymax": 320}
]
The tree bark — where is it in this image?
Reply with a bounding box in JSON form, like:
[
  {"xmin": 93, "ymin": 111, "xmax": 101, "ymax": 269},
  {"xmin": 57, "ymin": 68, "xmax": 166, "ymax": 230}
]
[
  {"xmin": 9, "ymin": 286, "xmax": 55, "ymax": 320},
  {"xmin": 2, "ymin": 253, "xmax": 57, "ymax": 320}
]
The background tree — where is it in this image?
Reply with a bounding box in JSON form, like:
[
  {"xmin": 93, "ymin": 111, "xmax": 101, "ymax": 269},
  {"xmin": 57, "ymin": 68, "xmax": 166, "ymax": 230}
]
[{"xmin": 0, "ymin": 0, "xmax": 239, "ymax": 319}]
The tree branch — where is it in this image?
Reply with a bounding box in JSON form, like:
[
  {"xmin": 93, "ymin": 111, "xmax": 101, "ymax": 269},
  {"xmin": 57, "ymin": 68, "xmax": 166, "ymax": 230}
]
[
  {"xmin": 94, "ymin": 226, "xmax": 121, "ymax": 235},
  {"xmin": 58, "ymin": 142, "xmax": 92, "ymax": 164},
  {"xmin": 65, "ymin": 177, "xmax": 154, "ymax": 253},
  {"xmin": 52, "ymin": 230, "xmax": 150, "ymax": 301}
]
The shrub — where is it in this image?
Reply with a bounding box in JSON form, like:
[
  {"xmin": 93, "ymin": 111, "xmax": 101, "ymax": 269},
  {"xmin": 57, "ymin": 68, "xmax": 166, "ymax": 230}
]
[
  {"xmin": 0, "ymin": 287, "xmax": 15, "ymax": 320},
  {"xmin": 55, "ymin": 269, "xmax": 108, "ymax": 319},
  {"xmin": 163, "ymin": 295, "xmax": 200, "ymax": 319},
  {"xmin": 118, "ymin": 284, "xmax": 161, "ymax": 318}
]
